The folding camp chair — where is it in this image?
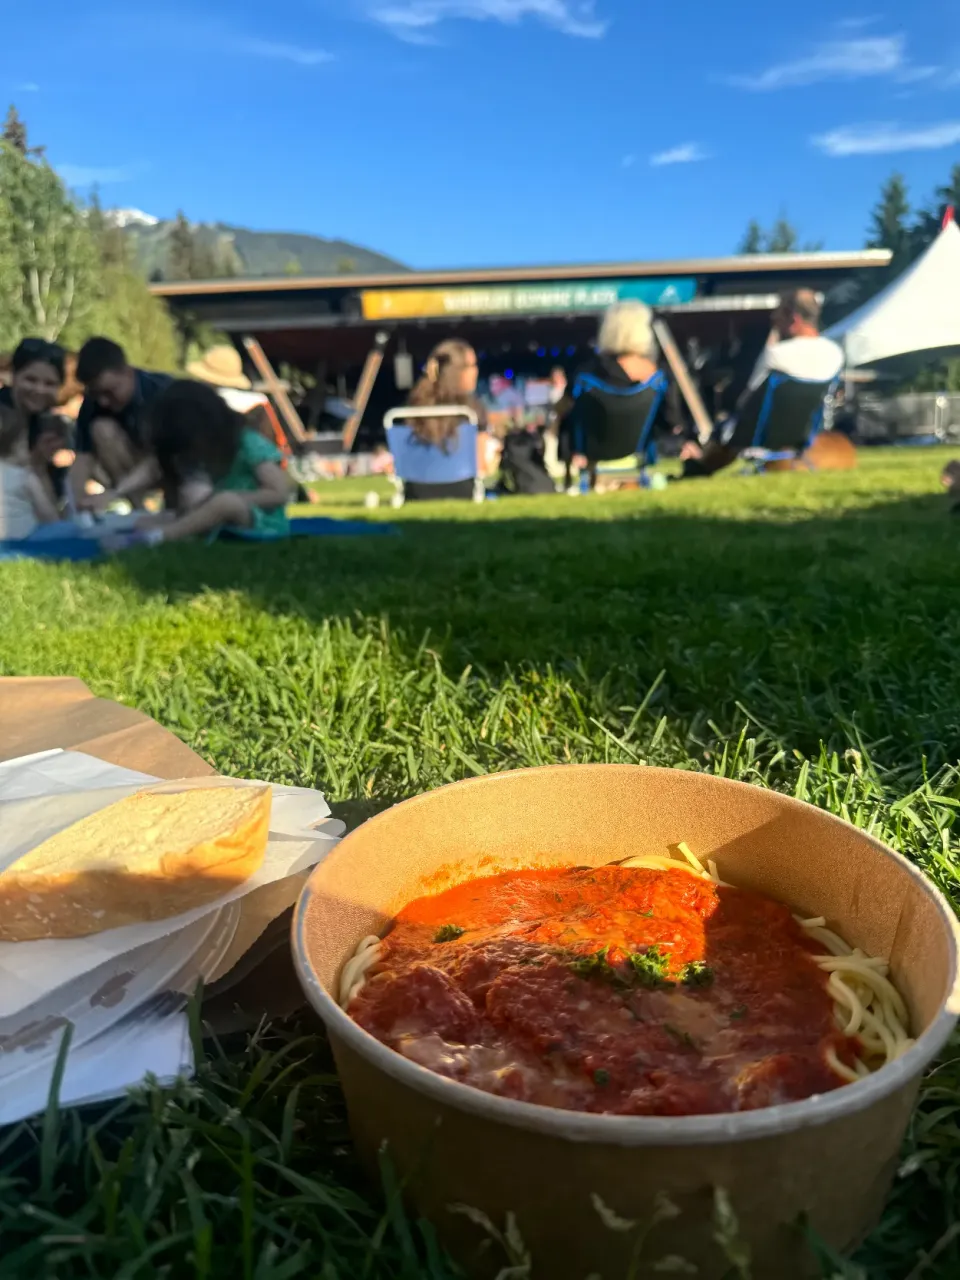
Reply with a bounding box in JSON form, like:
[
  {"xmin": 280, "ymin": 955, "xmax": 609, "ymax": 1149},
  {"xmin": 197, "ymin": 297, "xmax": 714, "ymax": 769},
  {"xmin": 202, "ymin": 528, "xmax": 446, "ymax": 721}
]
[
  {"xmin": 723, "ymin": 372, "xmax": 836, "ymax": 470},
  {"xmin": 384, "ymin": 406, "xmax": 483, "ymax": 505},
  {"xmin": 566, "ymin": 371, "xmax": 669, "ymax": 488}
]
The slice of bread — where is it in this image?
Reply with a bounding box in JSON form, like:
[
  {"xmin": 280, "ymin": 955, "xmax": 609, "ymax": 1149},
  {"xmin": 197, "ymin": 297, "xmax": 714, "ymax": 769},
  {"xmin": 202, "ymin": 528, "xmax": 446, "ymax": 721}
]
[{"xmin": 0, "ymin": 784, "xmax": 271, "ymax": 941}]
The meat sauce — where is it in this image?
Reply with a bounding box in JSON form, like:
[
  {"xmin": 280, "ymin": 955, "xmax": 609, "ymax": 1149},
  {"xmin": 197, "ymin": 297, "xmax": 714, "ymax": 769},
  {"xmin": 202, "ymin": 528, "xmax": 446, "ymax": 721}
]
[{"xmin": 348, "ymin": 865, "xmax": 860, "ymax": 1116}]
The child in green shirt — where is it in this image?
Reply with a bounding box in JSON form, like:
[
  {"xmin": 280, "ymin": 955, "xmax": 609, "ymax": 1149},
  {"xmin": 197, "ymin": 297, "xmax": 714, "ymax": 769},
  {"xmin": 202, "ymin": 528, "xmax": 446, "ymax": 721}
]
[{"xmin": 102, "ymin": 380, "xmax": 292, "ymax": 545}]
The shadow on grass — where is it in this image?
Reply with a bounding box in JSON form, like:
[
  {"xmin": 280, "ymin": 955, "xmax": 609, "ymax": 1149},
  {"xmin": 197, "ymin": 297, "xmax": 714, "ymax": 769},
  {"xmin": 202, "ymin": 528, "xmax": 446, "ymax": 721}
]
[{"xmin": 107, "ymin": 489, "xmax": 960, "ymax": 765}]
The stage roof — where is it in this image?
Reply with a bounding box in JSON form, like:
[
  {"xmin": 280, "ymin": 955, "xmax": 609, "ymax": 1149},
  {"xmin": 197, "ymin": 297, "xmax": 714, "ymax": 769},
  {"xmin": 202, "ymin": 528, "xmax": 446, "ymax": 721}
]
[
  {"xmin": 150, "ymin": 249, "xmax": 891, "ymax": 371},
  {"xmin": 151, "ymin": 248, "xmax": 890, "ymax": 301}
]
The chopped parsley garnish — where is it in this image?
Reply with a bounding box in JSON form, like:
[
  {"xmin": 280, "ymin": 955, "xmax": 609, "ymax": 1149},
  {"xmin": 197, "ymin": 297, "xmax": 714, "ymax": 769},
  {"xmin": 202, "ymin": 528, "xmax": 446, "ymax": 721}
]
[
  {"xmin": 568, "ymin": 944, "xmax": 674, "ymax": 989},
  {"xmin": 680, "ymin": 961, "xmax": 714, "ymax": 987},
  {"xmin": 593, "ymin": 1068, "xmax": 610, "ymax": 1087},
  {"xmin": 569, "ymin": 948, "xmax": 616, "ymax": 982},
  {"xmin": 625, "ymin": 945, "xmax": 672, "ymax": 987},
  {"xmin": 730, "ymin": 1004, "xmax": 748, "ymax": 1020},
  {"xmin": 433, "ymin": 924, "xmax": 465, "ymax": 944}
]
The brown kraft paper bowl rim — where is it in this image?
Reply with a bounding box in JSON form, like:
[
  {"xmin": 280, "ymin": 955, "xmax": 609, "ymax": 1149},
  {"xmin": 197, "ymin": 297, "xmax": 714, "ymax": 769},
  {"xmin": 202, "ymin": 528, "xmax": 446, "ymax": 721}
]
[{"xmin": 293, "ymin": 765, "xmax": 960, "ymax": 1149}]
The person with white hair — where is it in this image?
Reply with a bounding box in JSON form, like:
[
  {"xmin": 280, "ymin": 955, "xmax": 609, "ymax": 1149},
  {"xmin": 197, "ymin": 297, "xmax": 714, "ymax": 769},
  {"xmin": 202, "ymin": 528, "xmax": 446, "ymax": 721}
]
[{"xmin": 555, "ymin": 301, "xmax": 684, "ymax": 489}]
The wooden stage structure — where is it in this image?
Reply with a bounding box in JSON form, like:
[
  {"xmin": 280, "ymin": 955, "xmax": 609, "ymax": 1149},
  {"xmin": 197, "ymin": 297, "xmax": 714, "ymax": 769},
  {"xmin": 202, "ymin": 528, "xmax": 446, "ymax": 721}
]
[{"xmin": 151, "ymin": 249, "xmax": 891, "ymax": 450}]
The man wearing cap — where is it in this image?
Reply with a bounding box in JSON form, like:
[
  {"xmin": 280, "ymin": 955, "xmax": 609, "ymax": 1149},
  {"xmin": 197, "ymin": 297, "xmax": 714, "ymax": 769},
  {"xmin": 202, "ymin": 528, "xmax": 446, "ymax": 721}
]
[{"xmin": 70, "ymin": 338, "xmax": 174, "ymax": 510}]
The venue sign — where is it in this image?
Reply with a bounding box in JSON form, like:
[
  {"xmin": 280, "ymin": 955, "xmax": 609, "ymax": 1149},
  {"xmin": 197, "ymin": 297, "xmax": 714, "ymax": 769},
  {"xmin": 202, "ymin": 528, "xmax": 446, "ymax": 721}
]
[{"xmin": 360, "ymin": 277, "xmax": 696, "ymax": 321}]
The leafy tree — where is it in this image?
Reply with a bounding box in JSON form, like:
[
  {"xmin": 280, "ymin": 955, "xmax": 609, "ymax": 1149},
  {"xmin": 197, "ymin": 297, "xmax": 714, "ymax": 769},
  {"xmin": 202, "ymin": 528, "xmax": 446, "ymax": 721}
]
[
  {"xmin": 336, "ymin": 255, "xmax": 357, "ymax": 273},
  {"xmin": 0, "ymin": 114, "xmax": 178, "ymax": 366},
  {"xmin": 283, "ymin": 257, "xmax": 302, "ymax": 276},
  {"xmin": 0, "ymin": 137, "xmax": 99, "ymax": 347}
]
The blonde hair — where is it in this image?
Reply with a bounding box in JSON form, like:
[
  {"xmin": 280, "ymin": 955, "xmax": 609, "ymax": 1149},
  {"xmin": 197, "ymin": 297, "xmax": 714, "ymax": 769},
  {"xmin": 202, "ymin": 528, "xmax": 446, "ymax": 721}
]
[
  {"xmin": 407, "ymin": 339, "xmax": 477, "ymax": 450},
  {"xmin": 597, "ymin": 301, "xmax": 657, "ymax": 360}
]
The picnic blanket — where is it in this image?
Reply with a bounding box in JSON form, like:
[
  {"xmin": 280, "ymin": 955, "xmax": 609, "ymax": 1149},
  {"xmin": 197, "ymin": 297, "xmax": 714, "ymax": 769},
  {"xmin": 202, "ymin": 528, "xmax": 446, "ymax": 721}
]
[{"xmin": 0, "ymin": 515, "xmax": 396, "ymax": 562}]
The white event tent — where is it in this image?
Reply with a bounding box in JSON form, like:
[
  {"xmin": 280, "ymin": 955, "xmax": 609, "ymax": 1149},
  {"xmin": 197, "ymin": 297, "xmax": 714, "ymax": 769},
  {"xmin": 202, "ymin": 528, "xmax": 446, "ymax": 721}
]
[{"xmin": 827, "ymin": 214, "xmax": 960, "ymax": 368}]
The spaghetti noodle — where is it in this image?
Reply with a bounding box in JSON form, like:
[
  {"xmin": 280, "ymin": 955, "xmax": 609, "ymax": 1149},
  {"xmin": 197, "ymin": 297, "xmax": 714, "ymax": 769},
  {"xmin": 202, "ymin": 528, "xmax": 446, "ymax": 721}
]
[{"xmin": 339, "ymin": 844, "xmax": 913, "ymax": 1113}]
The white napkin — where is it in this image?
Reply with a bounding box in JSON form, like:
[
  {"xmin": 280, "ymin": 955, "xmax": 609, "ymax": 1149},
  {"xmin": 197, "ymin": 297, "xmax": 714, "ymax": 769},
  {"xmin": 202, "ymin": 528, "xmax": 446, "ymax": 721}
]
[{"xmin": 0, "ymin": 1010, "xmax": 193, "ymax": 1126}]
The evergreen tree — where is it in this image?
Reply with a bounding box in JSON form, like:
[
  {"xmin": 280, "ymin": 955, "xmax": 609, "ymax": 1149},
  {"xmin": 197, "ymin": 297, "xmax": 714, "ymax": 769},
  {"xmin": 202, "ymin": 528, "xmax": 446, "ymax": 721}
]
[
  {"xmin": 167, "ymin": 211, "xmax": 196, "ymax": 281},
  {"xmin": 912, "ymin": 163, "xmax": 960, "ymax": 254},
  {"xmin": 736, "ymin": 213, "xmax": 818, "ymax": 254},
  {"xmin": 737, "ymin": 220, "xmax": 764, "ymax": 254},
  {"xmin": 765, "ymin": 216, "xmax": 800, "ymax": 253},
  {"xmin": 1, "ymin": 105, "xmax": 28, "ymax": 155},
  {"xmin": 867, "ymin": 173, "xmax": 911, "ymax": 260}
]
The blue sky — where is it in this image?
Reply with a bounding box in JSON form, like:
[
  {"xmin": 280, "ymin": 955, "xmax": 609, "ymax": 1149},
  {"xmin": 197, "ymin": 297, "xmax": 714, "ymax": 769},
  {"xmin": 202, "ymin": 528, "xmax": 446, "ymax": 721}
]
[{"xmin": 3, "ymin": 2, "xmax": 959, "ymax": 268}]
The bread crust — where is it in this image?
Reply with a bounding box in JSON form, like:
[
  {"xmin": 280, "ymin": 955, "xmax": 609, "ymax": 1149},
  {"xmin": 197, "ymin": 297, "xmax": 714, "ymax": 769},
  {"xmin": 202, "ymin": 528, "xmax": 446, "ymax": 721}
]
[{"xmin": 0, "ymin": 785, "xmax": 271, "ymax": 941}]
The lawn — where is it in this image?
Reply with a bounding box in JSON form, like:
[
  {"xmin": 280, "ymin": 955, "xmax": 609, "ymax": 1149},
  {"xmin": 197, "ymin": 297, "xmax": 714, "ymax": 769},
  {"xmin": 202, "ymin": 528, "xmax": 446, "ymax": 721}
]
[{"xmin": 2, "ymin": 449, "xmax": 960, "ymax": 1278}]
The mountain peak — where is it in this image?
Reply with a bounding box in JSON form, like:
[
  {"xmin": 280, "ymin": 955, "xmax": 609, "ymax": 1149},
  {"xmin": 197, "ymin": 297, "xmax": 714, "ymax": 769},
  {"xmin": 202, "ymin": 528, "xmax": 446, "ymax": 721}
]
[{"xmin": 108, "ymin": 208, "xmax": 160, "ymax": 229}]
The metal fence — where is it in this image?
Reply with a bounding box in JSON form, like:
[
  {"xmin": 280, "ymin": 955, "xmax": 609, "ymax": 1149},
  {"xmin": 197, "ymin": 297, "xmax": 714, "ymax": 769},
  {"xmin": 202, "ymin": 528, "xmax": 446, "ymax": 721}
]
[{"xmin": 855, "ymin": 392, "xmax": 960, "ymax": 443}]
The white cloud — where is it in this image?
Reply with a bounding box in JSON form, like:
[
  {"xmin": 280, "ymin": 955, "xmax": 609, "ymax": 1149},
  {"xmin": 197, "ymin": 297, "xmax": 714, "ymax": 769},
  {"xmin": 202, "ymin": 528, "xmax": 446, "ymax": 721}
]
[
  {"xmin": 16, "ymin": 82, "xmax": 40, "ymax": 93},
  {"xmin": 371, "ymin": 0, "xmax": 607, "ymax": 42},
  {"xmin": 650, "ymin": 142, "xmax": 707, "ymax": 167},
  {"xmin": 835, "ymin": 15, "xmax": 881, "ymax": 29},
  {"xmin": 621, "ymin": 153, "xmax": 636, "ymax": 168},
  {"xmin": 58, "ymin": 164, "xmax": 138, "ymax": 187},
  {"xmin": 232, "ymin": 38, "xmax": 333, "ymax": 65},
  {"xmin": 812, "ymin": 120, "xmax": 960, "ymax": 155},
  {"xmin": 728, "ymin": 35, "xmax": 907, "ymax": 90},
  {"xmin": 896, "ymin": 65, "xmax": 939, "ymax": 84}
]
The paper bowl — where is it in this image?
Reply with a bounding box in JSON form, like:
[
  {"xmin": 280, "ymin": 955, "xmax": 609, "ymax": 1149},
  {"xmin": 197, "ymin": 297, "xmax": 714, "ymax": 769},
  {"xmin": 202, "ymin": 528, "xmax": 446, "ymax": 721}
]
[{"xmin": 293, "ymin": 765, "xmax": 960, "ymax": 1279}]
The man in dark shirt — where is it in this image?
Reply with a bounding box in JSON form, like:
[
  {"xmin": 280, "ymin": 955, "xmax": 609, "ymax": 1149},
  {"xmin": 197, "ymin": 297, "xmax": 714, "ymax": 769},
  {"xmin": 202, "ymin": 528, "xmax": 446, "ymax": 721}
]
[{"xmin": 70, "ymin": 338, "xmax": 174, "ymax": 509}]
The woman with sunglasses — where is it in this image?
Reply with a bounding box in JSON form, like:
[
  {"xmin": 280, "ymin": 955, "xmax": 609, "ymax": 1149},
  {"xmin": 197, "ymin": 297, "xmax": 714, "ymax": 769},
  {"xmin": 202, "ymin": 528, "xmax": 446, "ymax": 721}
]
[{"xmin": 0, "ymin": 339, "xmax": 73, "ymax": 511}]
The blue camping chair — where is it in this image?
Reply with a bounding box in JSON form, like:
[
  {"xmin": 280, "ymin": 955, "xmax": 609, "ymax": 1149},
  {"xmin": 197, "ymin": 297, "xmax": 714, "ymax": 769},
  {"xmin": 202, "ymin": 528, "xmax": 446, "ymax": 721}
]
[
  {"xmin": 384, "ymin": 406, "xmax": 483, "ymax": 505},
  {"xmin": 566, "ymin": 370, "xmax": 669, "ymax": 488},
  {"xmin": 722, "ymin": 372, "xmax": 837, "ymax": 470}
]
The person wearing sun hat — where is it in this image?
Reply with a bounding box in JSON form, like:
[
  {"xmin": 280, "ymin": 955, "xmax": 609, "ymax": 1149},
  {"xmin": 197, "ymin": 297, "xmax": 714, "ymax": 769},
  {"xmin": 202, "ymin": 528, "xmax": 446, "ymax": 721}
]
[
  {"xmin": 187, "ymin": 344, "xmax": 292, "ymax": 461},
  {"xmin": 186, "ymin": 345, "xmax": 252, "ymax": 393}
]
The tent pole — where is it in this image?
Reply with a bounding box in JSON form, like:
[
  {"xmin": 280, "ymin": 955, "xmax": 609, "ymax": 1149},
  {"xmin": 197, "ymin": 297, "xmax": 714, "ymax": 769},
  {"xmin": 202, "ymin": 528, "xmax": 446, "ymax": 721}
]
[
  {"xmin": 241, "ymin": 336, "xmax": 306, "ymax": 448},
  {"xmin": 342, "ymin": 331, "xmax": 390, "ymax": 452},
  {"xmin": 652, "ymin": 318, "xmax": 713, "ymax": 445}
]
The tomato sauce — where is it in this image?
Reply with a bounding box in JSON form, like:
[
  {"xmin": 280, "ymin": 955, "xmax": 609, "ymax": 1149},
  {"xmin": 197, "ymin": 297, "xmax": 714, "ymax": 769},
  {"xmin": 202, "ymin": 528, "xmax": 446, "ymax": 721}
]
[{"xmin": 348, "ymin": 866, "xmax": 860, "ymax": 1116}]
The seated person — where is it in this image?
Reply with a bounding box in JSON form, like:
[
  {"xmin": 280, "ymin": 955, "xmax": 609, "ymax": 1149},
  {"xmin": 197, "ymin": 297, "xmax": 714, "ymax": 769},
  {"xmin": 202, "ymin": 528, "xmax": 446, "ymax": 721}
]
[
  {"xmin": 681, "ymin": 290, "xmax": 843, "ymax": 478},
  {"xmin": 71, "ymin": 337, "xmax": 174, "ymax": 510},
  {"xmin": 0, "ymin": 403, "xmax": 60, "ymax": 540},
  {"xmin": 104, "ymin": 380, "xmax": 292, "ymax": 547},
  {"xmin": 0, "ymin": 338, "xmax": 73, "ymax": 511},
  {"xmin": 556, "ymin": 301, "xmax": 684, "ymax": 488},
  {"xmin": 402, "ymin": 340, "xmax": 486, "ymax": 501}
]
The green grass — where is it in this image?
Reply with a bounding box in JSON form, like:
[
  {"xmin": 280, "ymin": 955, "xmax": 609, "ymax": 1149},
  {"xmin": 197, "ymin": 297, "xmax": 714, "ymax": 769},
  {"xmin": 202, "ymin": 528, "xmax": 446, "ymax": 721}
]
[{"xmin": 2, "ymin": 448, "xmax": 960, "ymax": 1278}]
